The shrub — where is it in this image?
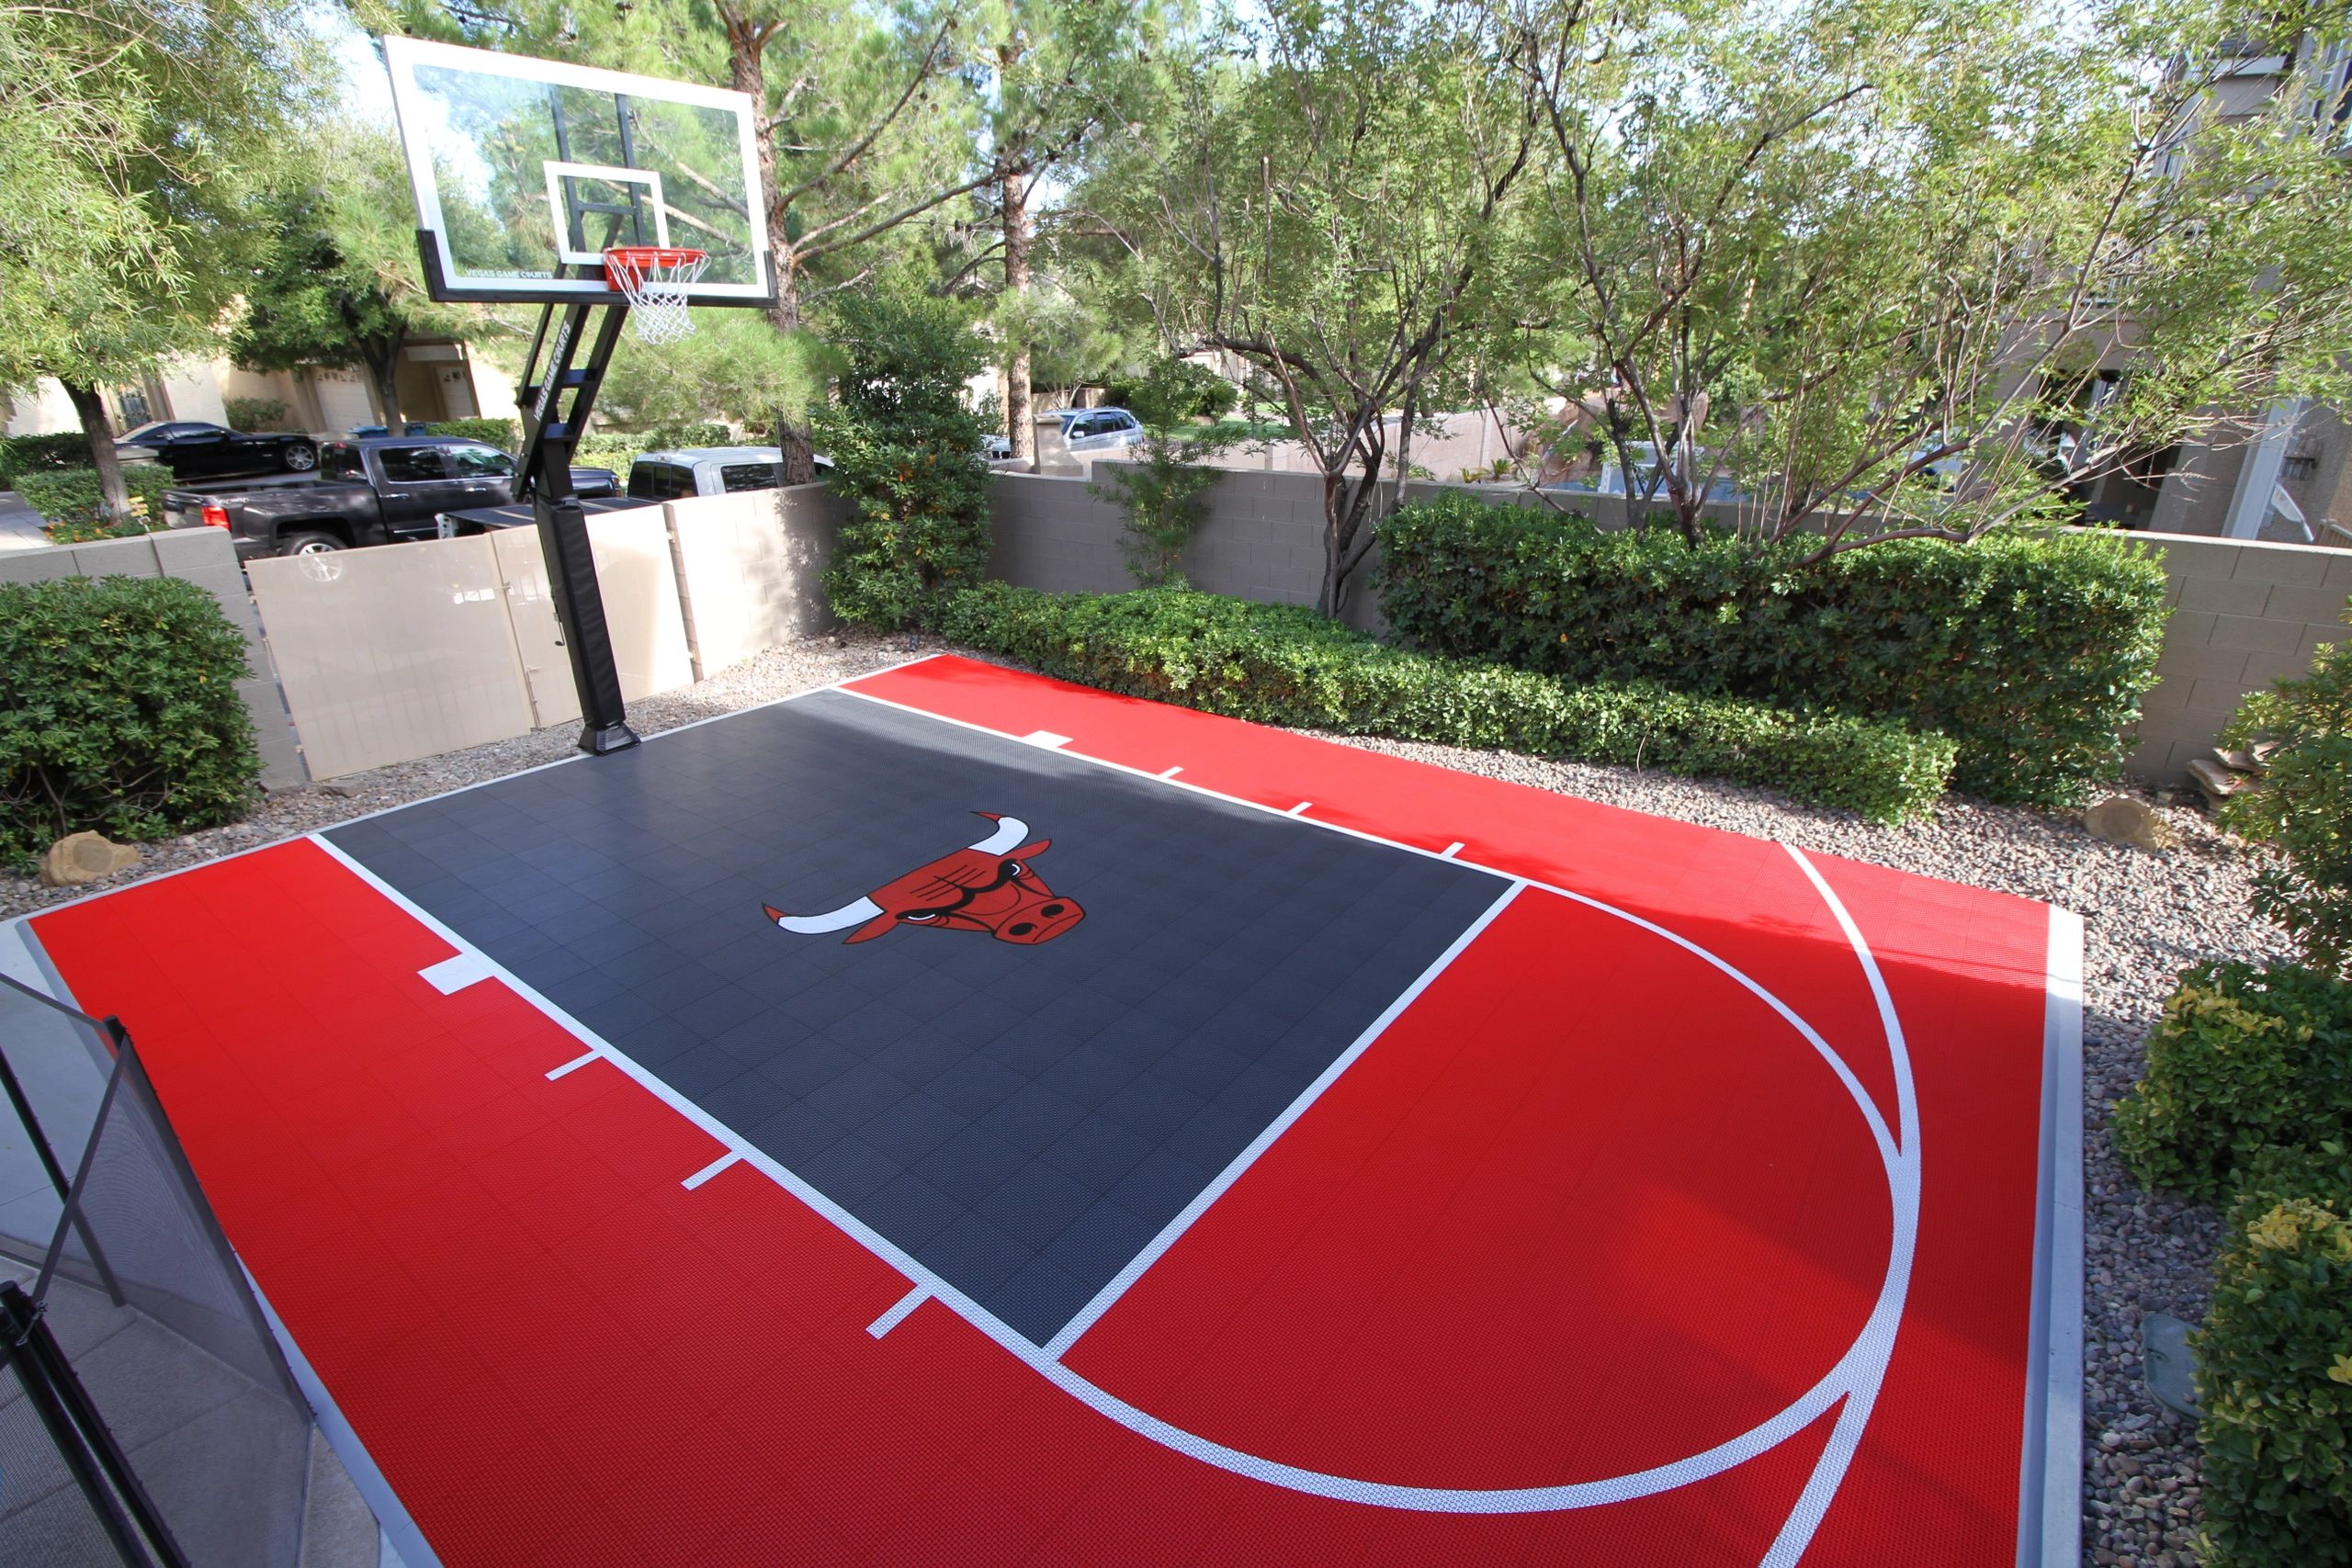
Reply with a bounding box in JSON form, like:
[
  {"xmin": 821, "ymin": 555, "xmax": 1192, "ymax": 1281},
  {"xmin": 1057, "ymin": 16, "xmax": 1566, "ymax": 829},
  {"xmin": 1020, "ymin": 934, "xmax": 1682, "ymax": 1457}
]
[
  {"xmin": 2112, "ymin": 960, "xmax": 2352, "ymax": 1202},
  {"xmin": 18, "ymin": 463, "xmax": 176, "ymax": 536},
  {"xmin": 224, "ymin": 396, "xmax": 289, "ymax": 432},
  {"xmin": 1091, "ymin": 361, "xmax": 1237, "ymax": 587},
  {"xmin": 423, "ymin": 417, "xmax": 520, "ymax": 450},
  {"xmin": 1375, "ymin": 494, "xmax": 2171, "ymax": 805},
  {"xmin": 1103, "ymin": 360, "xmax": 1237, "ymax": 423},
  {"xmin": 2222, "ymin": 608, "xmax": 2352, "ymax": 977},
  {"xmin": 937, "ymin": 583, "xmax": 1956, "ymax": 821},
  {"xmin": 0, "ymin": 433, "xmax": 96, "ymax": 489},
  {"xmin": 816, "ymin": 293, "xmax": 993, "ymax": 628},
  {"xmin": 0, "ymin": 577, "xmax": 260, "ymax": 870},
  {"xmin": 2194, "ymin": 1143, "xmax": 2352, "ymax": 1566}
]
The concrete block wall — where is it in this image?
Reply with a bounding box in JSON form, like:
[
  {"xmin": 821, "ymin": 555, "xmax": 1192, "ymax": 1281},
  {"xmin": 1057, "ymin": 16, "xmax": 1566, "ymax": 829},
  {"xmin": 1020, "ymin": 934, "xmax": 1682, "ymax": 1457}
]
[
  {"xmin": 0, "ymin": 529, "xmax": 304, "ymax": 787},
  {"xmin": 991, "ymin": 468, "xmax": 1388, "ymax": 628},
  {"xmin": 2121, "ymin": 531, "xmax": 2351, "ymax": 782}
]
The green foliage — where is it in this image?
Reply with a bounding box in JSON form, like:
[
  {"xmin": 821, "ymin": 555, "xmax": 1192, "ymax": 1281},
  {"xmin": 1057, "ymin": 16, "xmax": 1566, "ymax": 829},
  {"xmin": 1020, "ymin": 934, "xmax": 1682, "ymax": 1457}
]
[
  {"xmin": 1091, "ymin": 360, "xmax": 1236, "ymax": 587},
  {"xmin": 937, "ymin": 584, "xmax": 1956, "ymax": 822},
  {"xmin": 1104, "ymin": 361, "xmax": 1237, "ymax": 423},
  {"xmin": 2222, "ymin": 612, "xmax": 2352, "ymax": 977},
  {"xmin": 815, "ymin": 293, "xmax": 993, "ymax": 628},
  {"xmin": 2112, "ymin": 961, "xmax": 2352, "ymax": 1203},
  {"xmin": 2194, "ymin": 1143, "xmax": 2352, "ymax": 1567},
  {"xmin": 223, "ymin": 397, "xmax": 289, "ymax": 433},
  {"xmin": 18, "ymin": 464, "xmax": 175, "ymax": 535},
  {"xmin": 0, "ymin": 434, "xmax": 95, "ymax": 489},
  {"xmin": 423, "ymin": 418, "xmax": 519, "ymax": 450},
  {"xmin": 1376, "ymin": 494, "xmax": 2169, "ymax": 804},
  {"xmin": 0, "ymin": 577, "xmax": 260, "ymax": 869}
]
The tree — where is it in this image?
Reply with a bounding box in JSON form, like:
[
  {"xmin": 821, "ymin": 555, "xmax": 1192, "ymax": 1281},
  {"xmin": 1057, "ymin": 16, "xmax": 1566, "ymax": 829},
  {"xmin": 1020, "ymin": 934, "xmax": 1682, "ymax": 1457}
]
[
  {"xmin": 960, "ymin": 1, "xmax": 1156, "ymax": 460},
  {"xmin": 1092, "ymin": 0, "xmax": 1541, "ymax": 615},
  {"xmin": 815, "ymin": 291, "xmax": 994, "ymax": 627},
  {"xmin": 231, "ymin": 122, "xmax": 477, "ymax": 431},
  {"xmin": 1506, "ymin": 0, "xmax": 2352, "ymax": 559},
  {"xmin": 0, "ymin": 0, "xmax": 318, "ymax": 514}
]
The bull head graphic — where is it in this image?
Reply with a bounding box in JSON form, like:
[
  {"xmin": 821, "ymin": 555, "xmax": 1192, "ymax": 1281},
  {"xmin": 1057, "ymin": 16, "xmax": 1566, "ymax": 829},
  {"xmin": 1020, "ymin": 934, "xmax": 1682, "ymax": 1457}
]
[{"xmin": 763, "ymin": 813, "xmax": 1085, "ymax": 947}]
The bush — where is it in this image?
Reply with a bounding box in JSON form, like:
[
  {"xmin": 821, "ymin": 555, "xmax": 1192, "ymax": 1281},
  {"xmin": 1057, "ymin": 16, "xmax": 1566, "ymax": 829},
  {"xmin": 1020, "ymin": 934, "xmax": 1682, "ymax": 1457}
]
[
  {"xmin": 18, "ymin": 463, "xmax": 176, "ymax": 536},
  {"xmin": 937, "ymin": 583, "xmax": 1956, "ymax": 821},
  {"xmin": 423, "ymin": 417, "xmax": 519, "ymax": 450},
  {"xmin": 816, "ymin": 294, "xmax": 993, "ymax": 628},
  {"xmin": 224, "ymin": 396, "xmax": 289, "ymax": 432},
  {"xmin": 0, "ymin": 433, "xmax": 96, "ymax": 490},
  {"xmin": 1091, "ymin": 361, "xmax": 1237, "ymax": 587},
  {"xmin": 1104, "ymin": 360, "xmax": 1237, "ymax": 423},
  {"xmin": 2194, "ymin": 1143, "xmax": 2352, "ymax": 1566},
  {"xmin": 2222, "ymin": 609, "xmax": 2352, "ymax": 977},
  {"xmin": 0, "ymin": 577, "xmax": 260, "ymax": 869},
  {"xmin": 1375, "ymin": 494, "xmax": 2171, "ymax": 805},
  {"xmin": 2112, "ymin": 960, "xmax": 2352, "ymax": 1202}
]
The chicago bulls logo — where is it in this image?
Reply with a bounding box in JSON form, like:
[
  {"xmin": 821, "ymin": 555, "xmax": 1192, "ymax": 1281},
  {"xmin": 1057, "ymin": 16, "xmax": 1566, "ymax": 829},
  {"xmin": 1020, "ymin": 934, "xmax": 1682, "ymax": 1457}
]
[{"xmin": 763, "ymin": 813, "xmax": 1085, "ymax": 946}]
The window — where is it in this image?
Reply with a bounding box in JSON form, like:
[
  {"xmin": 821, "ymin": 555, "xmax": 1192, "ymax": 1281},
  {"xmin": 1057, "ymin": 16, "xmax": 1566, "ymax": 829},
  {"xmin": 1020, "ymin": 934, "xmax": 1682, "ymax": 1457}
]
[
  {"xmin": 719, "ymin": 463, "xmax": 783, "ymax": 493},
  {"xmin": 628, "ymin": 463, "xmax": 696, "ymax": 502},
  {"xmin": 377, "ymin": 446, "xmax": 447, "ymax": 483},
  {"xmin": 322, "ymin": 445, "xmax": 366, "ymax": 482},
  {"xmin": 448, "ymin": 444, "xmax": 514, "ymax": 479}
]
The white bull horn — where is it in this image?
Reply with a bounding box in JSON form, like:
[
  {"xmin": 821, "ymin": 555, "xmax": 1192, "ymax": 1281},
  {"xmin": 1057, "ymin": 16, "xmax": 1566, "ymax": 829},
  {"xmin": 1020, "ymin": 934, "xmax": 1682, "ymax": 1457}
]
[
  {"xmin": 967, "ymin": 814, "xmax": 1028, "ymax": 854},
  {"xmin": 767, "ymin": 897, "xmax": 884, "ymax": 934}
]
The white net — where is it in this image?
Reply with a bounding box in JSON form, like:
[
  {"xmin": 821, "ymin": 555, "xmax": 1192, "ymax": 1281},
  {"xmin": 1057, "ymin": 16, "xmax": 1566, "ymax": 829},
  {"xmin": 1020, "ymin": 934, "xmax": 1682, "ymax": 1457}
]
[{"xmin": 604, "ymin": 247, "xmax": 710, "ymax": 344}]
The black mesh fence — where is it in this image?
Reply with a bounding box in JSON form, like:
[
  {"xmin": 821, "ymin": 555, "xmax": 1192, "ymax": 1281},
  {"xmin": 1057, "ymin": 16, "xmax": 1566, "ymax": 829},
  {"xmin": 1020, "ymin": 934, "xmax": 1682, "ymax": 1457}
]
[{"xmin": 0, "ymin": 970, "xmax": 314, "ymax": 1568}]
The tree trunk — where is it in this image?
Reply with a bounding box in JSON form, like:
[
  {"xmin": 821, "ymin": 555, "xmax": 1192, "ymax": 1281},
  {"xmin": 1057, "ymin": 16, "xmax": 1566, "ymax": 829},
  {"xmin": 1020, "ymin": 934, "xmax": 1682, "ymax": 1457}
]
[
  {"xmin": 1001, "ymin": 127, "xmax": 1034, "ymax": 464},
  {"xmin": 723, "ymin": 14, "xmax": 820, "ymax": 486},
  {"xmin": 367, "ymin": 329, "xmax": 406, "ymax": 432},
  {"xmin": 61, "ymin": 382, "xmax": 130, "ymax": 519}
]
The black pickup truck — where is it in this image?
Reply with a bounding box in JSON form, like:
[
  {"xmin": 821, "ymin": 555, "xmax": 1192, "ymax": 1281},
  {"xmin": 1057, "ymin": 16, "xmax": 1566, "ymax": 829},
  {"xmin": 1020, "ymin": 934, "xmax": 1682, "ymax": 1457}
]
[{"xmin": 160, "ymin": 435, "xmax": 619, "ymax": 561}]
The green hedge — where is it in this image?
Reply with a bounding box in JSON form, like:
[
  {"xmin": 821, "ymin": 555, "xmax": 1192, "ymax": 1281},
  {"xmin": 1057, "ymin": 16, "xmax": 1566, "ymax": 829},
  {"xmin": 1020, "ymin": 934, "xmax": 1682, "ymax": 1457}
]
[
  {"xmin": 937, "ymin": 584, "xmax": 1957, "ymax": 822},
  {"xmin": 423, "ymin": 417, "xmax": 519, "ymax": 450},
  {"xmin": 2112, "ymin": 960, "xmax": 2352, "ymax": 1202},
  {"xmin": 1375, "ymin": 494, "xmax": 2170, "ymax": 804},
  {"xmin": 2222, "ymin": 612, "xmax": 2352, "ymax": 977},
  {"xmin": 0, "ymin": 577, "xmax": 260, "ymax": 869},
  {"xmin": 17, "ymin": 463, "xmax": 176, "ymax": 536},
  {"xmin": 0, "ymin": 433, "xmax": 96, "ymax": 489},
  {"xmin": 2195, "ymin": 1144, "xmax": 2352, "ymax": 1566}
]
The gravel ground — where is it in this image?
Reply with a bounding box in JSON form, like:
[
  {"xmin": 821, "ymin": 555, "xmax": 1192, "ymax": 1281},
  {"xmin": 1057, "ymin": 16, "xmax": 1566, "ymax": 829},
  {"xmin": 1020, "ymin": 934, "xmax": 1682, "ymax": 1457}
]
[{"xmin": 1, "ymin": 633, "xmax": 2280, "ymax": 1564}]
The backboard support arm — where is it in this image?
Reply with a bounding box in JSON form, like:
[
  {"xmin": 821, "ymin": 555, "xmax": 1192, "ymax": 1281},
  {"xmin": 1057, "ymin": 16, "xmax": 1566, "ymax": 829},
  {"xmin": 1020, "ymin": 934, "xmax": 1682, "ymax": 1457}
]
[{"xmin": 515, "ymin": 299, "xmax": 639, "ymax": 757}]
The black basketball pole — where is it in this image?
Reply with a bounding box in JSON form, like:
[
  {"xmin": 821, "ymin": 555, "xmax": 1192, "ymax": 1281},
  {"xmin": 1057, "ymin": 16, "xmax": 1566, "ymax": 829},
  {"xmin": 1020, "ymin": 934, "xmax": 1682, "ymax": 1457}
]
[{"xmin": 514, "ymin": 298, "xmax": 639, "ymax": 756}]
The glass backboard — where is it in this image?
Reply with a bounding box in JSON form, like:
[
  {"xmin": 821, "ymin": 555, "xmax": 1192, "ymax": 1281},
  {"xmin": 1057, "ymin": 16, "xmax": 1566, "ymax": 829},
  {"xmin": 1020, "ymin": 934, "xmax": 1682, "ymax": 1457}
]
[{"xmin": 383, "ymin": 36, "xmax": 772, "ymax": 306}]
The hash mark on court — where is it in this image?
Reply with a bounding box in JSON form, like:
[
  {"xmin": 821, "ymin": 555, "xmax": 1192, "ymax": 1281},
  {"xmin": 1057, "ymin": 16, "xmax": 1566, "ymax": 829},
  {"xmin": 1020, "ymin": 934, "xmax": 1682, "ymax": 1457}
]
[
  {"xmin": 1442, "ymin": 841, "xmax": 1465, "ymax": 858},
  {"xmin": 683, "ymin": 1152, "xmax": 742, "ymax": 1190},
  {"xmin": 1287, "ymin": 801, "xmax": 1312, "ymax": 816},
  {"xmin": 545, "ymin": 1049, "xmax": 600, "ymax": 1080},
  {"xmin": 419, "ymin": 952, "xmax": 494, "ymax": 994},
  {"xmin": 1021, "ymin": 729, "xmax": 1073, "ymax": 749},
  {"xmin": 1159, "ymin": 765, "xmax": 1183, "ymax": 778},
  {"xmin": 867, "ymin": 1286, "xmax": 929, "ymax": 1338}
]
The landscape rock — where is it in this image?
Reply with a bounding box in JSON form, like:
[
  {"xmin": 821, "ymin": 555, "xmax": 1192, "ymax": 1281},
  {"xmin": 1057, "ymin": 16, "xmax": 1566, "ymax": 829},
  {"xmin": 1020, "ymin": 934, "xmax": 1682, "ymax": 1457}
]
[
  {"xmin": 2085, "ymin": 795, "xmax": 2179, "ymax": 852},
  {"xmin": 37, "ymin": 830, "xmax": 141, "ymax": 887}
]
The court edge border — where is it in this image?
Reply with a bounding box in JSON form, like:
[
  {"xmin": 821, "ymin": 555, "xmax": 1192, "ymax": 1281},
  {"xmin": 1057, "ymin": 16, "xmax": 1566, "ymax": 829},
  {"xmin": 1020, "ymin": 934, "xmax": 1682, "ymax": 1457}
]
[{"xmin": 2022, "ymin": 908, "xmax": 2086, "ymax": 1568}]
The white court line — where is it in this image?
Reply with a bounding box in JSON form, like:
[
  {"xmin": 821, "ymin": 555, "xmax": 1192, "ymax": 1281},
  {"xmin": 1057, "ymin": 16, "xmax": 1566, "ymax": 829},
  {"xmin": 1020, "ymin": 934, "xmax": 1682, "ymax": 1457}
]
[
  {"xmin": 1041, "ymin": 880, "xmax": 1529, "ymax": 1360},
  {"xmin": 543, "ymin": 1049, "xmax": 600, "ymax": 1080},
  {"xmin": 682, "ymin": 1151, "xmax": 743, "ymax": 1190},
  {"xmin": 419, "ymin": 952, "xmax": 494, "ymax": 995},
  {"xmin": 1285, "ymin": 801, "xmax": 1312, "ymax": 816},
  {"xmin": 1441, "ymin": 841, "xmax": 1465, "ymax": 858},
  {"xmin": 1158, "ymin": 766, "xmax": 1183, "ymax": 779},
  {"xmin": 867, "ymin": 1285, "xmax": 929, "ymax": 1338},
  {"xmin": 1021, "ymin": 729, "xmax": 1073, "ymax": 749}
]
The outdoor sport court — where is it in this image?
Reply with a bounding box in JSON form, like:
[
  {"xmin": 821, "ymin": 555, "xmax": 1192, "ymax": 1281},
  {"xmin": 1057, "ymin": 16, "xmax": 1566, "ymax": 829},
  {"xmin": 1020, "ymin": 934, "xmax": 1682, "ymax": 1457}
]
[{"xmin": 10, "ymin": 656, "xmax": 2082, "ymax": 1566}]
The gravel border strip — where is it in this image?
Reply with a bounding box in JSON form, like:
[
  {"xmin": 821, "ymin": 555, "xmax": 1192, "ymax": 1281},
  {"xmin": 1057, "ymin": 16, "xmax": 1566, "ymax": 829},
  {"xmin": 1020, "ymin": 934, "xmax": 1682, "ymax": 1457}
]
[{"xmin": 2, "ymin": 631, "xmax": 2275, "ymax": 1565}]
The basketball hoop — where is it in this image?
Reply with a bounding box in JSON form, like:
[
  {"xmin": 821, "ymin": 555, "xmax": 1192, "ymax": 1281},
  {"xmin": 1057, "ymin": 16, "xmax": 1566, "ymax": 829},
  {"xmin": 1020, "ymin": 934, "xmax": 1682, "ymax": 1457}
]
[{"xmin": 604, "ymin": 245, "xmax": 709, "ymax": 344}]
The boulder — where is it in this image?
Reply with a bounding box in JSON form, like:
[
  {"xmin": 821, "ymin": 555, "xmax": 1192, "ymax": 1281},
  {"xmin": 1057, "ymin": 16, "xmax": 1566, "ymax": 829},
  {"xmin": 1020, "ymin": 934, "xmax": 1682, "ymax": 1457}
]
[
  {"xmin": 37, "ymin": 830, "xmax": 141, "ymax": 887},
  {"xmin": 2083, "ymin": 795, "xmax": 2177, "ymax": 853}
]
